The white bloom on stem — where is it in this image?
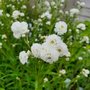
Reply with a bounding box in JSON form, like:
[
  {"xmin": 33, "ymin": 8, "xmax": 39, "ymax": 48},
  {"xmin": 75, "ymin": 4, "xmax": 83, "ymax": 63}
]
[
  {"xmin": 41, "ymin": 11, "xmax": 52, "ymax": 19},
  {"xmin": 59, "ymin": 69, "xmax": 66, "ymax": 75},
  {"xmin": 31, "ymin": 43, "xmax": 42, "ymax": 58},
  {"xmin": 66, "ymin": 57, "xmax": 70, "ymax": 61},
  {"xmin": 54, "ymin": 21, "xmax": 67, "ymax": 35},
  {"xmin": 77, "ymin": 23, "xmax": 86, "ymax": 30},
  {"xmin": 27, "ymin": 50, "xmax": 31, "ymax": 56},
  {"xmin": 59, "ymin": 10, "xmax": 64, "ymax": 14},
  {"xmin": 51, "ymin": 1, "xmax": 55, "ymax": 6},
  {"xmin": 11, "ymin": 21, "xmax": 29, "ymax": 39},
  {"xmin": 12, "ymin": 10, "xmax": 20, "ymax": 19},
  {"xmin": 61, "ymin": 0, "xmax": 65, "ymax": 3},
  {"xmin": 81, "ymin": 36, "xmax": 89, "ymax": 44},
  {"xmin": 70, "ymin": 8, "xmax": 79, "ymax": 17},
  {"xmin": 6, "ymin": 13, "xmax": 10, "ymax": 17},
  {"xmin": 80, "ymin": 2, "xmax": 85, "ymax": 7},
  {"xmin": 79, "ymin": 87, "xmax": 84, "ymax": 90},
  {"xmin": 46, "ymin": 21, "xmax": 51, "ymax": 25},
  {"xmin": 44, "ymin": 77, "xmax": 48, "ymax": 83},
  {"xmin": 20, "ymin": 12, "xmax": 24, "ymax": 16},
  {"xmin": 2, "ymin": 34, "xmax": 7, "ymax": 39},
  {"xmin": 81, "ymin": 68, "xmax": 90, "ymax": 77},
  {"xmin": 12, "ymin": 10, "xmax": 24, "ymax": 19},
  {"xmin": 19, "ymin": 51, "xmax": 29, "ymax": 64},
  {"xmin": 0, "ymin": 10, "xmax": 3, "ymax": 16},
  {"xmin": 77, "ymin": 1, "xmax": 85, "ymax": 7},
  {"xmin": 78, "ymin": 57, "xmax": 83, "ymax": 60},
  {"xmin": 44, "ymin": 1, "xmax": 50, "ymax": 7},
  {"xmin": 21, "ymin": 5, "xmax": 27, "ymax": 9}
]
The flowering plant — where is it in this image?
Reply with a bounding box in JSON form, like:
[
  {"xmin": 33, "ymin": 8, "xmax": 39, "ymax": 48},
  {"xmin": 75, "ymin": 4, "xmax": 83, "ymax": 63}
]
[{"xmin": 0, "ymin": 0, "xmax": 90, "ymax": 90}]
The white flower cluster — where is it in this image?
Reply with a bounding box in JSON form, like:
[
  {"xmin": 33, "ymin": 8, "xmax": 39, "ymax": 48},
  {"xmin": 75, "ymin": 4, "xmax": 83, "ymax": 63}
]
[
  {"xmin": 44, "ymin": 77, "xmax": 48, "ymax": 83},
  {"xmin": 19, "ymin": 50, "xmax": 30, "ymax": 64},
  {"xmin": 11, "ymin": 21, "xmax": 29, "ymax": 39},
  {"xmin": 77, "ymin": 1, "xmax": 85, "ymax": 7},
  {"xmin": 70, "ymin": 8, "xmax": 79, "ymax": 17},
  {"xmin": 59, "ymin": 69, "xmax": 66, "ymax": 76},
  {"xmin": 31, "ymin": 34, "xmax": 70, "ymax": 64},
  {"xmin": 41, "ymin": 11, "xmax": 52, "ymax": 19},
  {"xmin": 54, "ymin": 21, "xmax": 67, "ymax": 35},
  {"xmin": 44, "ymin": 1, "xmax": 51, "ymax": 10},
  {"xmin": 81, "ymin": 36, "xmax": 89, "ymax": 44},
  {"xmin": 81, "ymin": 68, "xmax": 90, "ymax": 77},
  {"xmin": 12, "ymin": 10, "xmax": 24, "ymax": 19},
  {"xmin": 77, "ymin": 23, "xmax": 86, "ymax": 30}
]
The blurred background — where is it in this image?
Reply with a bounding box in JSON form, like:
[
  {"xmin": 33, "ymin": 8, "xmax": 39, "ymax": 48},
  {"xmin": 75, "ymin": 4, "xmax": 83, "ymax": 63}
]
[
  {"xmin": 29, "ymin": 0, "xmax": 90, "ymax": 21},
  {"xmin": 66, "ymin": 0, "xmax": 90, "ymax": 21}
]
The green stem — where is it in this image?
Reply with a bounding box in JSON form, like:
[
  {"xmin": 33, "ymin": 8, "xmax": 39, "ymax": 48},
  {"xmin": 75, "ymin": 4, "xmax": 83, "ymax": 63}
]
[{"xmin": 35, "ymin": 80, "xmax": 39, "ymax": 90}]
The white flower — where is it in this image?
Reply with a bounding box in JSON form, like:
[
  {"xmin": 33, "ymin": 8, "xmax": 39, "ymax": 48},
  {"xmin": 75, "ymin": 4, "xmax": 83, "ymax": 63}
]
[
  {"xmin": 31, "ymin": 34, "xmax": 70, "ymax": 64},
  {"xmin": 54, "ymin": 21, "xmax": 67, "ymax": 35},
  {"xmin": 21, "ymin": 5, "xmax": 27, "ymax": 9},
  {"xmin": 6, "ymin": 13, "xmax": 10, "ymax": 17},
  {"xmin": 44, "ymin": 77, "xmax": 48, "ymax": 83},
  {"xmin": 77, "ymin": 23, "xmax": 86, "ymax": 30},
  {"xmin": 45, "ymin": 34, "xmax": 70, "ymax": 57},
  {"xmin": 31, "ymin": 43, "xmax": 42, "ymax": 58},
  {"xmin": 77, "ymin": 1, "xmax": 85, "ymax": 7},
  {"xmin": 56, "ymin": 42, "xmax": 70, "ymax": 57},
  {"xmin": 11, "ymin": 21, "xmax": 29, "ymax": 39},
  {"xmin": 81, "ymin": 68, "xmax": 90, "ymax": 77},
  {"xmin": 44, "ymin": 1, "xmax": 50, "ymax": 7},
  {"xmin": 65, "ymin": 11, "xmax": 69, "ymax": 15},
  {"xmin": 66, "ymin": 57, "xmax": 70, "ymax": 61},
  {"xmin": 19, "ymin": 51, "xmax": 29, "ymax": 64},
  {"xmin": 79, "ymin": 87, "xmax": 84, "ymax": 90},
  {"xmin": 61, "ymin": 0, "xmax": 65, "ymax": 3},
  {"xmin": 51, "ymin": 1, "xmax": 55, "ymax": 6},
  {"xmin": 12, "ymin": 10, "xmax": 25, "ymax": 19},
  {"xmin": 40, "ymin": 43, "xmax": 60, "ymax": 64},
  {"xmin": 45, "ymin": 34, "xmax": 62, "ymax": 47},
  {"xmin": 64, "ymin": 78, "xmax": 71, "ymax": 88},
  {"xmin": 70, "ymin": 8, "xmax": 79, "ymax": 17},
  {"xmin": 2, "ymin": 34, "xmax": 7, "ymax": 39},
  {"xmin": 78, "ymin": 57, "xmax": 83, "ymax": 60},
  {"xmin": 59, "ymin": 10, "xmax": 64, "ymax": 14},
  {"xmin": 59, "ymin": 69, "xmax": 66, "ymax": 75},
  {"xmin": 12, "ymin": 10, "xmax": 20, "ymax": 19},
  {"xmin": 46, "ymin": 21, "xmax": 51, "ymax": 25},
  {"xmin": 81, "ymin": 36, "xmax": 89, "ymax": 44},
  {"xmin": 20, "ymin": 12, "xmax": 24, "ymax": 16},
  {"xmin": 41, "ymin": 11, "xmax": 52, "ymax": 19},
  {"xmin": 80, "ymin": 2, "xmax": 85, "ymax": 7},
  {"xmin": 0, "ymin": 10, "xmax": 3, "ymax": 16}
]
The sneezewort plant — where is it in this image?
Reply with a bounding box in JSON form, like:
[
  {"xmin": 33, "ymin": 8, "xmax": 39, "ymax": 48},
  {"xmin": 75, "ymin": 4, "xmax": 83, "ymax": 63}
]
[{"xmin": 0, "ymin": 0, "xmax": 90, "ymax": 90}]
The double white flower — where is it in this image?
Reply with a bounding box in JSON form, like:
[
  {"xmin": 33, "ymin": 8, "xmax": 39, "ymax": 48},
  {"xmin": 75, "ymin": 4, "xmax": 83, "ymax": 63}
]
[
  {"xmin": 11, "ymin": 21, "xmax": 29, "ymax": 39},
  {"xmin": 54, "ymin": 21, "xmax": 67, "ymax": 35},
  {"xmin": 31, "ymin": 34, "xmax": 70, "ymax": 64}
]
